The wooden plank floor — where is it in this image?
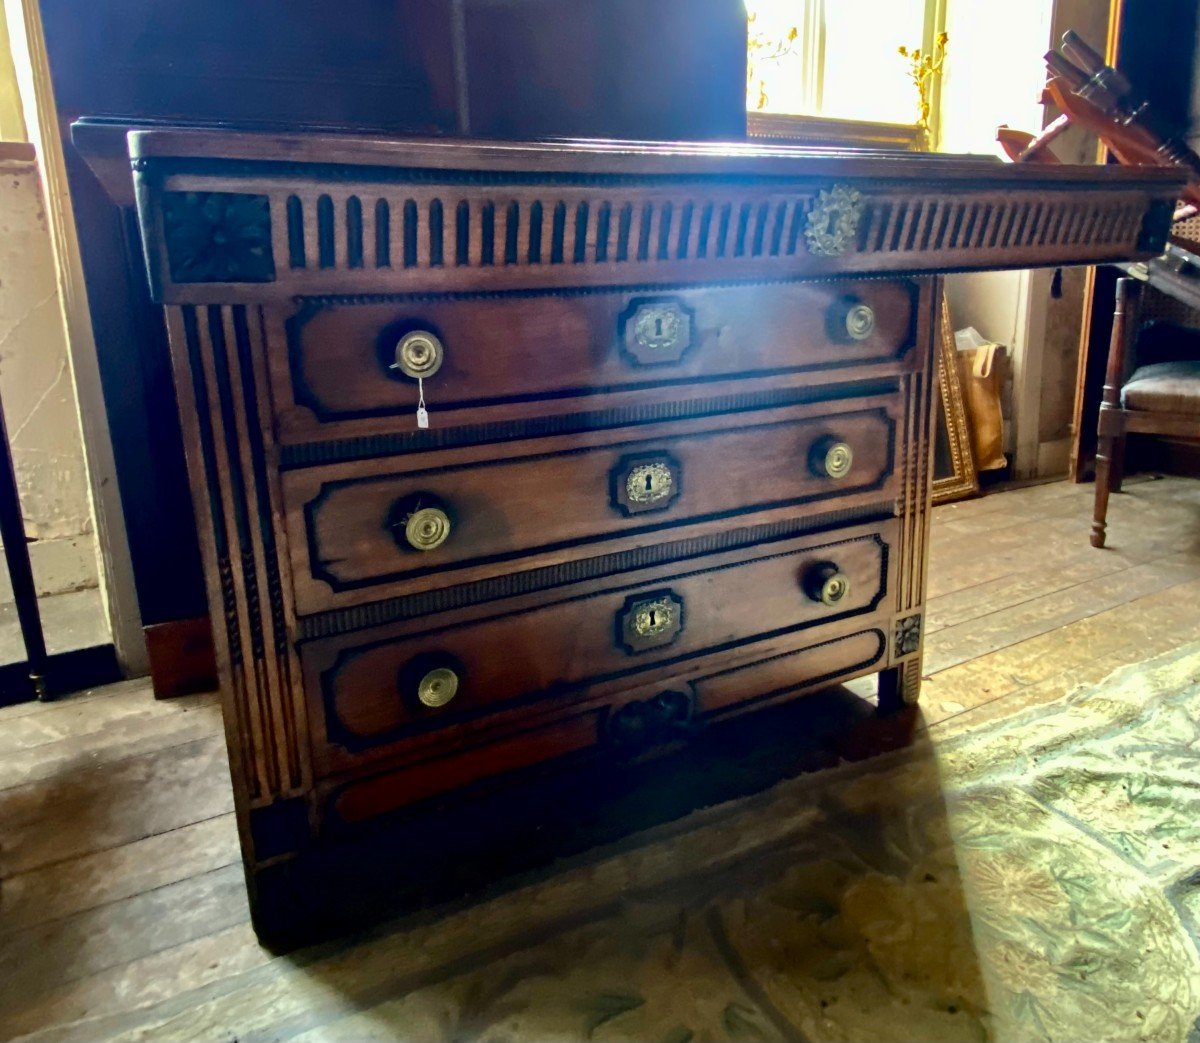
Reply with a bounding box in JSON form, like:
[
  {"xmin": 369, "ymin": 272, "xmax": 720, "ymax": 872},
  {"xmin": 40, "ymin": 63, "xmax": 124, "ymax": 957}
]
[{"xmin": 1, "ymin": 475, "xmax": 1198, "ymax": 1040}]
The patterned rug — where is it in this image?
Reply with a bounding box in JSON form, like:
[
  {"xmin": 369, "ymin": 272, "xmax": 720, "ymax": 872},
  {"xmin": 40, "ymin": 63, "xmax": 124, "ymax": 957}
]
[{"xmin": 90, "ymin": 644, "xmax": 1200, "ymax": 1043}]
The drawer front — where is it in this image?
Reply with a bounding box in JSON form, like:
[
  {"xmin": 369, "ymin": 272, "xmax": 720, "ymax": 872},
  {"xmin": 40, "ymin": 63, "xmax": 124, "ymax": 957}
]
[
  {"xmin": 277, "ymin": 278, "xmax": 918, "ymax": 441},
  {"xmin": 303, "ymin": 520, "xmax": 895, "ymax": 770},
  {"xmin": 283, "ymin": 395, "xmax": 900, "ymax": 614},
  {"xmin": 321, "ymin": 624, "xmax": 889, "ymax": 824}
]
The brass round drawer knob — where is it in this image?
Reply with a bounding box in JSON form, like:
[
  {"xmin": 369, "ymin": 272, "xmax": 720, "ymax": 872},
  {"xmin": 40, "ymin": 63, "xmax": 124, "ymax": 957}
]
[
  {"xmin": 405, "ymin": 506, "xmax": 451, "ymax": 552},
  {"xmin": 416, "ymin": 666, "xmax": 459, "ymax": 708},
  {"xmin": 390, "ymin": 493, "xmax": 453, "ymax": 553},
  {"xmin": 811, "ymin": 438, "xmax": 854, "ymax": 480},
  {"xmin": 393, "ymin": 330, "xmax": 444, "ymax": 380},
  {"xmin": 844, "ymin": 303, "xmax": 876, "ymax": 341},
  {"xmin": 804, "ymin": 562, "xmax": 851, "ymax": 607}
]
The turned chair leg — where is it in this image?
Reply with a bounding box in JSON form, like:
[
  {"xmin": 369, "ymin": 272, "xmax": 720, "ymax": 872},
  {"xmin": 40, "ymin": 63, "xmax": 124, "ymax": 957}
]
[
  {"xmin": 1091, "ymin": 277, "xmax": 1140, "ymax": 549},
  {"xmin": 1091, "ymin": 430, "xmax": 1116, "ymax": 548},
  {"xmin": 1109, "ymin": 429, "xmax": 1127, "ymax": 494}
]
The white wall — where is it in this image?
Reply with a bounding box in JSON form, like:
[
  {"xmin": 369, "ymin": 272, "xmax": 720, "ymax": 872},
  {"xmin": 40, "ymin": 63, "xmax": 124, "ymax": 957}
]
[
  {"xmin": 5, "ymin": 0, "xmax": 145, "ymax": 669},
  {"xmin": 0, "ymin": 151, "xmax": 99, "ymax": 596}
]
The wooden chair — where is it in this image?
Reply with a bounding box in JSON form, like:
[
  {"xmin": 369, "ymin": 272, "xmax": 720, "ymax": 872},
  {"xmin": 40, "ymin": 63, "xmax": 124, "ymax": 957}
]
[{"xmin": 1091, "ymin": 276, "xmax": 1200, "ymax": 547}]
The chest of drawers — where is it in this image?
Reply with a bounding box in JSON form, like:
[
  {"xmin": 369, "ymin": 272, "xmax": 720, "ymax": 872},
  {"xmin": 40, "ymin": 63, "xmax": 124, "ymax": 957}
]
[{"xmin": 129, "ymin": 130, "xmax": 1180, "ymax": 940}]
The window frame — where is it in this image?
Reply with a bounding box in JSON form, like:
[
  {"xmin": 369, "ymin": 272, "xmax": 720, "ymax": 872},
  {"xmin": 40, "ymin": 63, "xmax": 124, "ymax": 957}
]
[{"xmin": 746, "ymin": 0, "xmax": 947, "ymax": 151}]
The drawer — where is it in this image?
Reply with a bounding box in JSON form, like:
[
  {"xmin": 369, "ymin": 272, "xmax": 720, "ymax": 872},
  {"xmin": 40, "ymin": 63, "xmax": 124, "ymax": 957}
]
[
  {"xmin": 275, "ymin": 278, "xmax": 920, "ymax": 443},
  {"xmin": 303, "ymin": 519, "xmax": 896, "ymax": 773},
  {"xmin": 283, "ymin": 394, "xmax": 901, "ymax": 614},
  {"xmin": 319, "ymin": 623, "xmax": 890, "ymax": 825}
]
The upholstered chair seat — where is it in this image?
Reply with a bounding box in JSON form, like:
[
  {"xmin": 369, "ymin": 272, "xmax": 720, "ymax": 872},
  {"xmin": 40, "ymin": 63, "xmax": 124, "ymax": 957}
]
[{"xmin": 1121, "ymin": 360, "xmax": 1200, "ymax": 414}]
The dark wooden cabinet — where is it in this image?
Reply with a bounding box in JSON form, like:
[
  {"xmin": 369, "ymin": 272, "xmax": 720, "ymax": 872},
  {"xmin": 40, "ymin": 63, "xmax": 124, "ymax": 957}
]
[
  {"xmin": 57, "ymin": 0, "xmax": 747, "ymax": 683},
  {"xmin": 129, "ymin": 129, "xmax": 1180, "ymax": 939}
]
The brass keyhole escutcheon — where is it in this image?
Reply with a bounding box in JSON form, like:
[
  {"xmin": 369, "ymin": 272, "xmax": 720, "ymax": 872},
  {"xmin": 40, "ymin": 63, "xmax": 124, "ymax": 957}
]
[
  {"xmin": 618, "ymin": 590, "xmax": 684, "ymax": 653},
  {"xmin": 804, "ymin": 562, "xmax": 851, "ymax": 607},
  {"xmin": 633, "ymin": 597, "xmax": 676, "ymax": 637},
  {"xmin": 803, "ymin": 184, "xmax": 863, "ymax": 257},
  {"xmin": 621, "ymin": 298, "xmax": 693, "ymax": 365},
  {"xmin": 417, "ymin": 666, "xmax": 459, "ymax": 708},
  {"xmin": 393, "ymin": 330, "xmax": 444, "ymax": 380},
  {"xmin": 626, "ymin": 461, "xmax": 674, "ymax": 506},
  {"xmin": 810, "ymin": 438, "xmax": 854, "ymax": 480},
  {"xmin": 633, "ymin": 305, "xmax": 683, "ymax": 352}
]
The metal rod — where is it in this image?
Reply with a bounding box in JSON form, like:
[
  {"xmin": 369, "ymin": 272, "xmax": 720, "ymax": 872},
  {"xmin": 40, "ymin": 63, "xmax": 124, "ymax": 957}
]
[
  {"xmin": 0, "ymin": 383, "xmax": 49, "ymax": 700},
  {"xmin": 1061, "ymin": 30, "xmax": 1108, "ymax": 78},
  {"xmin": 1044, "ymin": 50, "xmax": 1091, "ymax": 92}
]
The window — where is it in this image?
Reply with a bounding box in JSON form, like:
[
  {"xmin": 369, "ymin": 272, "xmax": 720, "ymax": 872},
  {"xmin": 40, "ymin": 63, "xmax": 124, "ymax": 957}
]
[{"xmin": 748, "ymin": 0, "xmax": 946, "ymax": 135}]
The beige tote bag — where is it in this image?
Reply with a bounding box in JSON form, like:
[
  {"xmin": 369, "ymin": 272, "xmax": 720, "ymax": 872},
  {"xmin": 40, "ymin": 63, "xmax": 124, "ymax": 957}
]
[{"xmin": 956, "ymin": 343, "xmax": 1007, "ymax": 471}]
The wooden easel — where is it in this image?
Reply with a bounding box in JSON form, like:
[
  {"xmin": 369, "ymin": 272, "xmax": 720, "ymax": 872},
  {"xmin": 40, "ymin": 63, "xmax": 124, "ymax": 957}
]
[{"xmin": 997, "ymin": 30, "xmax": 1200, "ymax": 216}]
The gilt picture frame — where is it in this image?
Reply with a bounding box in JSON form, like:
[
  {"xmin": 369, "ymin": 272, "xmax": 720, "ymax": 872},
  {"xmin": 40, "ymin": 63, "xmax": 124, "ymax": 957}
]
[{"xmin": 931, "ymin": 292, "xmax": 981, "ymax": 505}]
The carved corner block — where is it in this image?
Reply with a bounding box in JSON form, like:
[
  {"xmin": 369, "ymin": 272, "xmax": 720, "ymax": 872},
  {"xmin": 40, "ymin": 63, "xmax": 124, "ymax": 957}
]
[
  {"xmin": 162, "ymin": 191, "xmax": 276, "ymax": 284},
  {"xmin": 894, "ymin": 613, "xmax": 922, "ymax": 659}
]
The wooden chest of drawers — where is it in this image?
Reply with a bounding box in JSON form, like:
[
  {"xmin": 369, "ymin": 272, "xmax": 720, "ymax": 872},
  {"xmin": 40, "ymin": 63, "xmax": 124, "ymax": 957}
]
[{"xmin": 129, "ymin": 130, "xmax": 1181, "ymax": 940}]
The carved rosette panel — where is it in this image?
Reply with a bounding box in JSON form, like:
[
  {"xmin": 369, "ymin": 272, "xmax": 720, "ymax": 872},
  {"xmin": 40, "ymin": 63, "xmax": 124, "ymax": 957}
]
[
  {"xmin": 894, "ymin": 614, "xmax": 922, "ymax": 658},
  {"xmin": 162, "ymin": 191, "xmax": 276, "ymax": 284},
  {"xmin": 167, "ymin": 303, "xmax": 309, "ymax": 807}
]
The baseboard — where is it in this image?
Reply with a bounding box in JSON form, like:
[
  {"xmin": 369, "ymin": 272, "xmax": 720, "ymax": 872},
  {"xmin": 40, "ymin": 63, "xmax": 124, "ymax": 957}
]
[
  {"xmin": 0, "ymin": 644, "xmax": 121, "ymax": 707},
  {"xmin": 144, "ymin": 616, "xmax": 217, "ymax": 699},
  {"xmin": 0, "ymin": 534, "xmax": 99, "ymax": 601}
]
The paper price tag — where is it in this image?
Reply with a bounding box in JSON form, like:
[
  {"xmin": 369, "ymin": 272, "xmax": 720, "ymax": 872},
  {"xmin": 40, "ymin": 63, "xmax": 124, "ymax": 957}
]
[{"xmin": 416, "ymin": 377, "xmax": 430, "ymax": 429}]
